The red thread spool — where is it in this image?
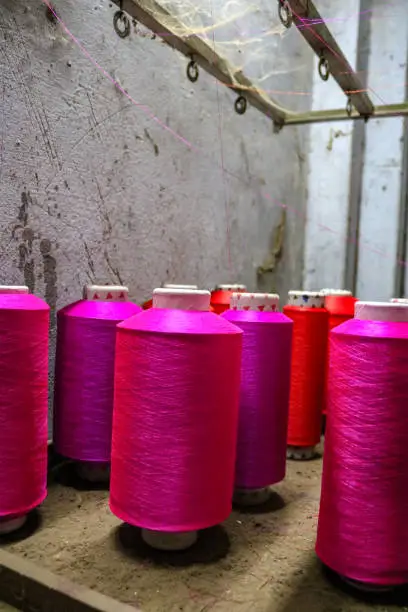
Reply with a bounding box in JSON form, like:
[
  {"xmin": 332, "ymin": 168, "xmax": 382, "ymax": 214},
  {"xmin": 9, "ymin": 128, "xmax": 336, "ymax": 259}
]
[
  {"xmin": 283, "ymin": 291, "xmax": 328, "ymax": 460},
  {"xmin": 0, "ymin": 285, "xmax": 49, "ymax": 534},
  {"xmin": 110, "ymin": 287, "xmax": 243, "ymax": 551},
  {"xmin": 211, "ymin": 284, "xmax": 247, "ymax": 314},
  {"xmin": 316, "ymin": 301, "xmax": 408, "ymax": 590},
  {"xmin": 321, "ymin": 290, "xmax": 358, "ymax": 416},
  {"xmin": 54, "ymin": 285, "xmax": 140, "ymax": 483}
]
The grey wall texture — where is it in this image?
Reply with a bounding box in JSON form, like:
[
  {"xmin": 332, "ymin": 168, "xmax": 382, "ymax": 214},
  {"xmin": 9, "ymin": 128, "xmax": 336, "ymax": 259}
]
[{"xmin": 0, "ymin": 0, "xmax": 311, "ymax": 308}]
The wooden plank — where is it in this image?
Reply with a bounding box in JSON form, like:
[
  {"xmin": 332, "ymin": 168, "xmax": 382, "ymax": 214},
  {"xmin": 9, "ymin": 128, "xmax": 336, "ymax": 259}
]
[
  {"xmin": 0, "ymin": 549, "xmax": 139, "ymax": 612},
  {"xmin": 287, "ymin": 0, "xmax": 374, "ymax": 116},
  {"xmin": 112, "ymin": 0, "xmax": 289, "ymax": 126}
]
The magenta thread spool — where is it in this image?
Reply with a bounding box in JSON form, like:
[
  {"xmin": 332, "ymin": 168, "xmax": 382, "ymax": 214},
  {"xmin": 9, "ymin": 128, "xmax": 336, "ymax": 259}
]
[
  {"xmin": 316, "ymin": 300, "xmax": 408, "ymax": 591},
  {"xmin": 110, "ymin": 287, "xmax": 243, "ymax": 551},
  {"xmin": 54, "ymin": 285, "xmax": 141, "ymax": 483},
  {"xmin": 0, "ymin": 285, "xmax": 49, "ymax": 534},
  {"xmin": 222, "ymin": 292, "xmax": 293, "ymax": 506}
]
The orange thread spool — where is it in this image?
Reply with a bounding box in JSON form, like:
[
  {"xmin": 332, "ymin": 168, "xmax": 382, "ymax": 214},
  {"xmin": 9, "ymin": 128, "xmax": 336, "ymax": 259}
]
[
  {"xmin": 211, "ymin": 284, "xmax": 247, "ymax": 315},
  {"xmin": 283, "ymin": 291, "xmax": 328, "ymax": 458},
  {"xmin": 322, "ymin": 290, "xmax": 358, "ymax": 416}
]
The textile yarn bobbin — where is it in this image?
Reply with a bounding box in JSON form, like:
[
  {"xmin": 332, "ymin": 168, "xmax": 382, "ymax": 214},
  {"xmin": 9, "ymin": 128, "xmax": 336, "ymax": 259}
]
[
  {"xmin": 54, "ymin": 285, "xmax": 141, "ymax": 483},
  {"xmin": 223, "ymin": 293, "xmax": 293, "ymax": 507},
  {"xmin": 316, "ymin": 301, "xmax": 408, "ymax": 589},
  {"xmin": 211, "ymin": 284, "xmax": 247, "ymax": 314},
  {"xmin": 391, "ymin": 298, "xmax": 408, "ymax": 303},
  {"xmin": 110, "ymin": 287, "xmax": 243, "ymax": 551},
  {"xmin": 142, "ymin": 284, "xmax": 198, "ymax": 310},
  {"xmin": 0, "ymin": 285, "xmax": 49, "ymax": 534},
  {"xmin": 283, "ymin": 291, "xmax": 328, "ymax": 460},
  {"xmin": 321, "ymin": 289, "xmax": 357, "ymax": 417}
]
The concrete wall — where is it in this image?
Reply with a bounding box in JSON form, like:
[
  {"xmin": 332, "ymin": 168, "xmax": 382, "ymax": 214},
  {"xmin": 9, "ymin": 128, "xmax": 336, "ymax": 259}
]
[
  {"xmin": 0, "ymin": 0, "xmax": 311, "ymax": 313},
  {"xmin": 304, "ymin": 0, "xmax": 408, "ymax": 300}
]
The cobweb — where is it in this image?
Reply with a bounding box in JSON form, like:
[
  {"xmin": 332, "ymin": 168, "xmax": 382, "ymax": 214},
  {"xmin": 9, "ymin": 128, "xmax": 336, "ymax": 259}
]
[{"xmin": 155, "ymin": 0, "xmax": 312, "ymax": 108}]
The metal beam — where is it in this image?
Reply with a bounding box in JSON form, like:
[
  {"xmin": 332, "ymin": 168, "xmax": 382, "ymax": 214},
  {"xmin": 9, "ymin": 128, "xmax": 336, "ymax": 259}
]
[
  {"xmin": 284, "ymin": 103, "xmax": 408, "ymax": 126},
  {"xmin": 112, "ymin": 0, "xmax": 290, "ymax": 127},
  {"xmin": 287, "ymin": 0, "xmax": 374, "ymax": 117}
]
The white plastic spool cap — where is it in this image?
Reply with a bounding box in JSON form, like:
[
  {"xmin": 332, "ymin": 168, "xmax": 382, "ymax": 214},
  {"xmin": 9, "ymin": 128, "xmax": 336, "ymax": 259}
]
[
  {"xmin": 215, "ymin": 284, "xmax": 247, "ymax": 291},
  {"xmin": 85, "ymin": 285, "xmax": 129, "ymax": 302},
  {"xmin": 321, "ymin": 289, "xmax": 353, "ymax": 296},
  {"xmin": 287, "ymin": 290, "xmax": 325, "ymax": 309},
  {"xmin": 153, "ymin": 288, "xmax": 210, "ymax": 311},
  {"xmin": 142, "ymin": 529, "xmax": 198, "ymax": 551},
  {"xmin": 355, "ymin": 301, "xmax": 408, "ymax": 323},
  {"xmin": 390, "ymin": 298, "xmax": 408, "ymax": 304},
  {"xmin": 233, "ymin": 487, "xmax": 271, "ymax": 506},
  {"xmin": 230, "ymin": 292, "xmax": 279, "ymax": 312},
  {"xmin": 163, "ymin": 284, "xmax": 198, "ymax": 290},
  {"xmin": 0, "ymin": 515, "xmax": 27, "ymax": 535},
  {"xmin": 0, "ymin": 286, "xmax": 29, "ymax": 294}
]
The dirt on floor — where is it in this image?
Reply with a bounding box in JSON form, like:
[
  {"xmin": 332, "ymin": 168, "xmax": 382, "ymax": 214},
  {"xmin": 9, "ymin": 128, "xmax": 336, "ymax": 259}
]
[{"xmin": 2, "ymin": 452, "xmax": 407, "ymax": 612}]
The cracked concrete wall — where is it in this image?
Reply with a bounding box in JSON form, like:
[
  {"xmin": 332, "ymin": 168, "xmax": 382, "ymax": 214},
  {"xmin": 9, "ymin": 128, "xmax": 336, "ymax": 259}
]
[{"xmin": 0, "ymin": 0, "xmax": 311, "ymax": 425}]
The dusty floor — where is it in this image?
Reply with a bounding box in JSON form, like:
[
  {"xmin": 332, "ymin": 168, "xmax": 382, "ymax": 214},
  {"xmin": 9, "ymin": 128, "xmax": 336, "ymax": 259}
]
[{"xmin": 3, "ymin": 453, "xmax": 407, "ymax": 612}]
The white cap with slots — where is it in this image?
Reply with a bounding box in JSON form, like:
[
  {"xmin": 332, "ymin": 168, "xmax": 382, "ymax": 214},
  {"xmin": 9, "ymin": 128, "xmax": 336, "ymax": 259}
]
[
  {"xmin": 85, "ymin": 285, "xmax": 129, "ymax": 302},
  {"xmin": 0, "ymin": 286, "xmax": 29, "ymax": 294},
  {"xmin": 153, "ymin": 288, "xmax": 210, "ymax": 311},
  {"xmin": 355, "ymin": 301, "xmax": 408, "ymax": 323},
  {"xmin": 164, "ymin": 284, "xmax": 198, "ymax": 290},
  {"xmin": 215, "ymin": 284, "xmax": 247, "ymax": 291},
  {"xmin": 321, "ymin": 289, "xmax": 352, "ymax": 296},
  {"xmin": 287, "ymin": 291, "xmax": 324, "ymax": 309},
  {"xmin": 230, "ymin": 292, "xmax": 279, "ymax": 312}
]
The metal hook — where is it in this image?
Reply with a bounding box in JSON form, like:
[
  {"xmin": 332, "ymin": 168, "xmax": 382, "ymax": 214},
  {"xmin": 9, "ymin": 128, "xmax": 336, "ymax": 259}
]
[
  {"xmin": 186, "ymin": 60, "xmax": 199, "ymax": 83},
  {"xmin": 318, "ymin": 56, "xmax": 330, "ymax": 81},
  {"xmin": 278, "ymin": 1, "xmax": 293, "ymax": 29},
  {"xmin": 346, "ymin": 97, "xmax": 353, "ymax": 117},
  {"xmin": 113, "ymin": 10, "xmax": 131, "ymax": 38},
  {"xmin": 235, "ymin": 96, "xmax": 247, "ymax": 115}
]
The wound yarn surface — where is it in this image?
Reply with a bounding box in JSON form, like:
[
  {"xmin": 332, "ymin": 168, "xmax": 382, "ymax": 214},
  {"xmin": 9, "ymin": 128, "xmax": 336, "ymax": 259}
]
[
  {"xmin": 323, "ymin": 295, "xmax": 357, "ymax": 415},
  {"xmin": 0, "ymin": 294, "xmax": 49, "ymax": 516},
  {"xmin": 110, "ymin": 308, "xmax": 243, "ymax": 531},
  {"xmin": 283, "ymin": 305, "xmax": 328, "ymax": 447},
  {"xmin": 54, "ymin": 299, "xmax": 141, "ymax": 462},
  {"xmin": 223, "ymin": 309, "xmax": 292, "ymax": 488},
  {"xmin": 316, "ymin": 318, "xmax": 408, "ymax": 585}
]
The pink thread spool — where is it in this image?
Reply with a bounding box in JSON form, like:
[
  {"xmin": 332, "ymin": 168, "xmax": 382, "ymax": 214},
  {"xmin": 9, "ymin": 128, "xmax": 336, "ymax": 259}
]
[
  {"xmin": 0, "ymin": 285, "xmax": 49, "ymax": 534},
  {"xmin": 223, "ymin": 293, "xmax": 293, "ymax": 506},
  {"xmin": 54, "ymin": 285, "xmax": 141, "ymax": 483},
  {"xmin": 316, "ymin": 300, "xmax": 408, "ymax": 591},
  {"xmin": 110, "ymin": 287, "xmax": 243, "ymax": 551}
]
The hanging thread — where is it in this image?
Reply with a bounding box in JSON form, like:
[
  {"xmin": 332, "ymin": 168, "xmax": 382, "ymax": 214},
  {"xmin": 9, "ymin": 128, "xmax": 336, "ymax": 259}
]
[
  {"xmin": 110, "ymin": 287, "xmax": 243, "ymax": 550},
  {"xmin": 54, "ymin": 285, "xmax": 140, "ymax": 481},
  {"xmin": 316, "ymin": 301, "xmax": 408, "ymax": 588},
  {"xmin": 283, "ymin": 291, "xmax": 328, "ymax": 459},
  {"xmin": 0, "ymin": 286, "xmax": 49, "ymax": 534},
  {"xmin": 223, "ymin": 293, "xmax": 293, "ymax": 506},
  {"xmin": 321, "ymin": 289, "xmax": 358, "ymax": 417},
  {"xmin": 211, "ymin": 284, "xmax": 247, "ymax": 314}
]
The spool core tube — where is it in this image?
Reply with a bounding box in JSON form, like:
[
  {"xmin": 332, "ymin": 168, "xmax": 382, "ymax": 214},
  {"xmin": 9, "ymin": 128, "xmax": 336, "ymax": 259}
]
[
  {"xmin": 142, "ymin": 288, "xmax": 209, "ymax": 550},
  {"xmin": 233, "ymin": 487, "xmax": 271, "ymax": 506},
  {"xmin": 0, "ymin": 286, "xmax": 31, "ymax": 532},
  {"xmin": 77, "ymin": 285, "xmax": 130, "ymax": 483},
  {"xmin": 286, "ymin": 291, "xmax": 324, "ymax": 460}
]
